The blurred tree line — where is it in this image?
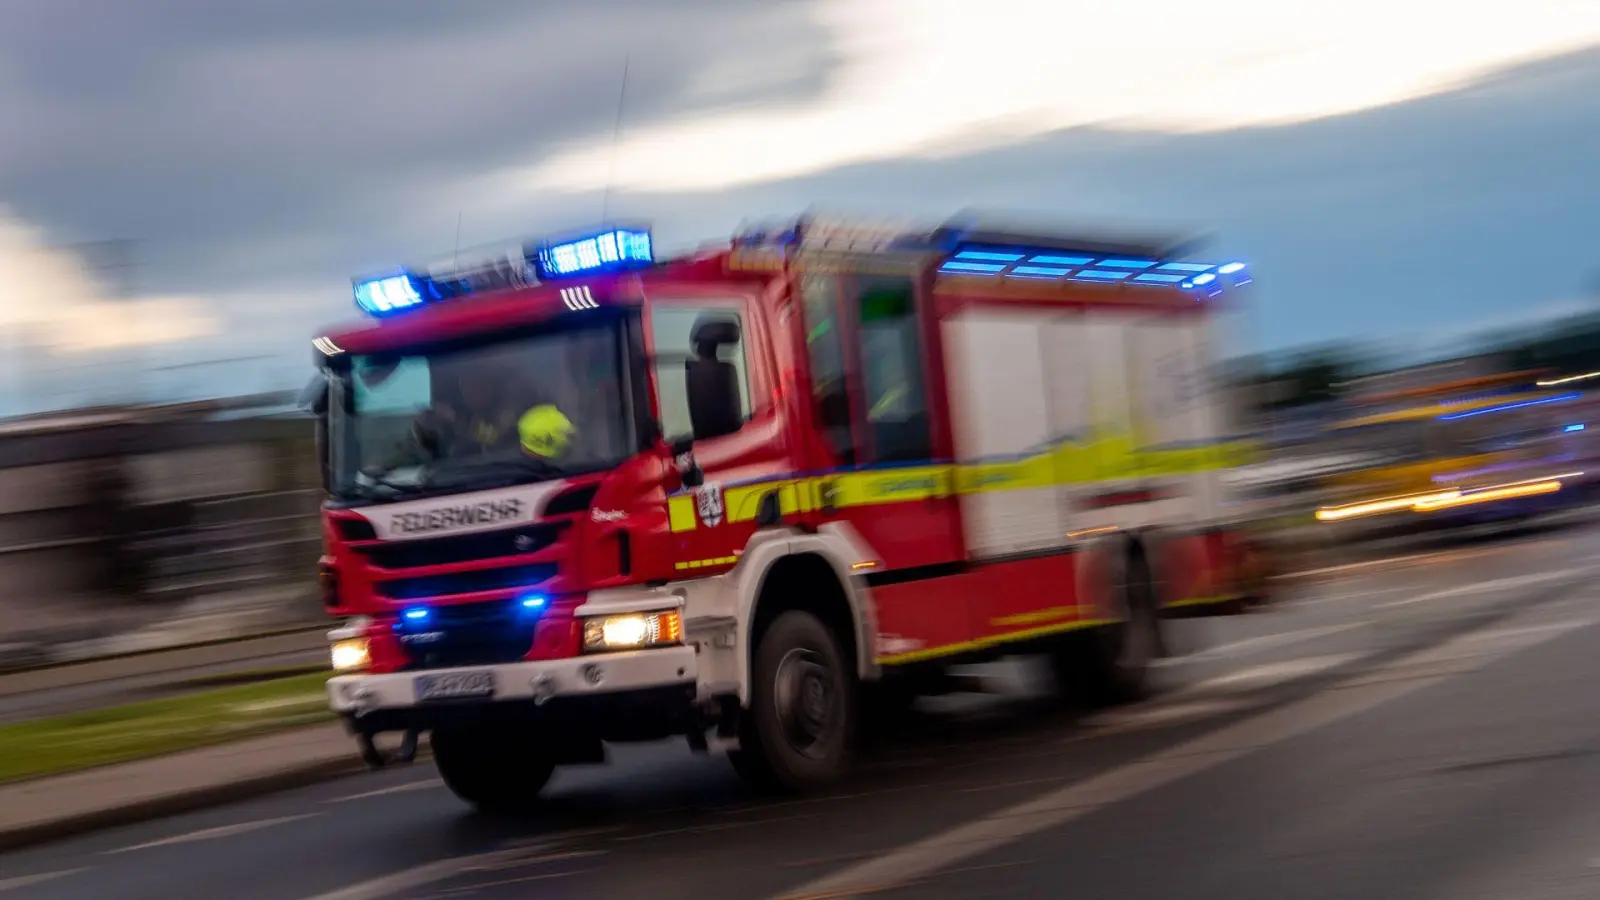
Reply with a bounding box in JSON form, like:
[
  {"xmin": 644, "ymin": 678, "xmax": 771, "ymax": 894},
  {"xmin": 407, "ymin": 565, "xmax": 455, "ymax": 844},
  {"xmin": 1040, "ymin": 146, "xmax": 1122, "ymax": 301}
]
[
  {"xmin": 1227, "ymin": 291, "xmax": 1600, "ymax": 415},
  {"xmin": 1224, "ymin": 343, "xmax": 1384, "ymax": 413}
]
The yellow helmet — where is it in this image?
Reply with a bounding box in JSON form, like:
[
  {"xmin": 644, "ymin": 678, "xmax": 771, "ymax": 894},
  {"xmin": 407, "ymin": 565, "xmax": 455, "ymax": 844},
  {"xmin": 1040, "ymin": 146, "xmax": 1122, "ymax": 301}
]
[{"xmin": 518, "ymin": 405, "xmax": 575, "ymax": 458}]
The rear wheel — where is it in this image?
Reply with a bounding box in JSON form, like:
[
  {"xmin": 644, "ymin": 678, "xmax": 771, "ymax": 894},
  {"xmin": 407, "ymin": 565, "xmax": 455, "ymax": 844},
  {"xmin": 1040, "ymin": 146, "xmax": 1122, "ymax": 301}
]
[
  {"xmin": 1052, "ymin": 552, "xmax": 1160, "ymax": 707},
  {"xmin": 431, "ymin": 724, "xmax": 555, "ymax": 814},
  {"xmin": 733, "ymin": 610, "xmax": 857, "ymax": 794}
]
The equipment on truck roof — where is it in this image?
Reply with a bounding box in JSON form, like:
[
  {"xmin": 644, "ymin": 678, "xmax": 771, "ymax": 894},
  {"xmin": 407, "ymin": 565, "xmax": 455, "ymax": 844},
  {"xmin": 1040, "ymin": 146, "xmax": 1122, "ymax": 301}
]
[{"xmin": 346, "ymin": 220, "xmax": 1248, "ymax": 322}]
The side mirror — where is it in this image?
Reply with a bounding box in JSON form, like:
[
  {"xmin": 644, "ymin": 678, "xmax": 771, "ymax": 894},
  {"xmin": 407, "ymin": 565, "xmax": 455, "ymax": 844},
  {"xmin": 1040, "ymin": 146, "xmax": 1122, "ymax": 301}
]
[
  {"xmin": 300, "ymin": 373, "xmax": 330, "ymax": 492},
  {"xmin": 298, "ymin": 371, "xmax": 329, "ymax": 416}
]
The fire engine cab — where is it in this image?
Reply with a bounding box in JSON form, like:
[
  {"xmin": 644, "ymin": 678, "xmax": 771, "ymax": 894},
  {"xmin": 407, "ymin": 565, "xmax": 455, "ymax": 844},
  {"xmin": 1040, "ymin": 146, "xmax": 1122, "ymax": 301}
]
[{"xmin": 306, "ymin": 214, "xmax": 1260, "ymax": 811}]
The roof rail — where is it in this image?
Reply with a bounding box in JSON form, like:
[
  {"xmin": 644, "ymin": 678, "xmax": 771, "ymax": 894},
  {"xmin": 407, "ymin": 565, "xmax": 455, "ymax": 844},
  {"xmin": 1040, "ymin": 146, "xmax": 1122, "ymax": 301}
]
[
  {"xmin": 938, "ymin": 212, "xmax": 1206, "ymax": 260},
  {"xmin": 732, "ymin": 211, "xmax": 1210, "ymax": 260}
]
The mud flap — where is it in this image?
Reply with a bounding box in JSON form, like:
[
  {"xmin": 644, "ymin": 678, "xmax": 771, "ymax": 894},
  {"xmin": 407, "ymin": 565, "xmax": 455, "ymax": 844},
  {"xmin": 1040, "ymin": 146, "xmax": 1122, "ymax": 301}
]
[{"xmin": 357, "ymin": 729, "xmax": 419, "ymax": 769}]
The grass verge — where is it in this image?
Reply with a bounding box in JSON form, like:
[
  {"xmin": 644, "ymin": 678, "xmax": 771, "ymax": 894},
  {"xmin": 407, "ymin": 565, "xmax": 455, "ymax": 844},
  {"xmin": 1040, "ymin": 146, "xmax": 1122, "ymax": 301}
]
[
  {"xmin": 175, "ymin": 663, "xmax": 331, "ymax": 690},
  {"xmin": 0, "ymin": 671, "xmax": 334, "ymax": 785}
]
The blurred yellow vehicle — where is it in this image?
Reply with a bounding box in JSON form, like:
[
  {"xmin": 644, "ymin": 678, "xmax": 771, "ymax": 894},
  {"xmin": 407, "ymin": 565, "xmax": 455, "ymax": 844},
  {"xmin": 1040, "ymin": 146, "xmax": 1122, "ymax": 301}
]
[{"xmin": 1312, "ymin": 371, "xmax": 1592, "ymax": 535}]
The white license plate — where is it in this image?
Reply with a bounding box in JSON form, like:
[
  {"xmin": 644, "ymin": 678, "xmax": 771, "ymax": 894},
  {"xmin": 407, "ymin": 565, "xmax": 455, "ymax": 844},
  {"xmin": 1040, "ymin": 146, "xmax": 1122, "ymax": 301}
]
[{"xmin": 414, "ymin": 671, "xmax": 496, "ymax": 702}]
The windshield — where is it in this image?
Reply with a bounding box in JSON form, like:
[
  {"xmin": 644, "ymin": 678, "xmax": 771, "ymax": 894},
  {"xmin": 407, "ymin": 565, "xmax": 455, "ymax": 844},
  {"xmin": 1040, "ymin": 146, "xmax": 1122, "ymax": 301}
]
[{"xmin": 325, "ymin": 315, "xmax": 641, "ymax": 503}]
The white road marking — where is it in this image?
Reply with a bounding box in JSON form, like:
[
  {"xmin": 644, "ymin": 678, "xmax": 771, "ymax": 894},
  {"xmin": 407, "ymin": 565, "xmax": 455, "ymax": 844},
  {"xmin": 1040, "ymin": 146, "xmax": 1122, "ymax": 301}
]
[
  {"xmin": 325, "ymin": 780, "xmax": 439, "ymax": 803},
  {"xmin": 456, "ymin": 846, "xmax": 609, "ymax": 874},
  {"xmin": 1284, "ymin": 584, "xmax": 1414, "ymax": 607},
  {"xmin": 298, "ymin": 858, "xmax": 471, "ymax": 900},
  {"xmin": 1282, "ymin": 549, "xmax": 1471, "ymax": 579},
  {"xmin": 438, "ymin": 868, "xmax": 597, "ymax": 894},
  {"xmin": 1164, "ymin": 654, "xmax": 1361, "ymax": 698},
  {"xmin": 770, "ymin": 613, "xmax": 1600, "ymax": 900},
  {"xmin": 0, "ymin": 869, "xmax": 84, "ymax": 893},
  {"xmin": 1459, "ymin": 619, "xmax": 1593, "ymax": 645},
  {"xmin": 105, "ymin": 814, "xmax": 319, "ymax": 855},
  {"xmin": 1376, "ymin": 569, "xmax": 1585, "ymax": 610},
  {"xmin": 299, "ymin": 832, "xmax": 605, "ymax": 900},
  {"xmin": 620, "ymin": 812, "xmax": 823, "ymax": 843},
  {"xmin": 1060, "ymin": 697, "xmax": 1254, "ymax": 737},
  {"xmin": 1174, "ymin": 624, "xmax": 1366, "ymax": 662}
]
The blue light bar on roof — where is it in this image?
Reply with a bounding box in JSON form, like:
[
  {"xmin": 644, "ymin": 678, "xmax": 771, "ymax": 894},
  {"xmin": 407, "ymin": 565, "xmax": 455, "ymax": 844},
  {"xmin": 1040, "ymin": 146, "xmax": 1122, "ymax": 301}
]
[
  {"xmin": 353, "ymin": 273, "xmax": 425, "ymax": 317},
  {"xmin": 535, "ymin": 228, "xmax": 653, "ymax": 279},
  {"xmin": 348, "ymin": 224, "xmax": 657, "ymax": 318},
  {"xmin": 953, "ymin": 250, "xmax": 1024, "ymax": 262},
  {"xmin": 936, "ymin": 242, "xmax": 1249, "ymax": 295}
]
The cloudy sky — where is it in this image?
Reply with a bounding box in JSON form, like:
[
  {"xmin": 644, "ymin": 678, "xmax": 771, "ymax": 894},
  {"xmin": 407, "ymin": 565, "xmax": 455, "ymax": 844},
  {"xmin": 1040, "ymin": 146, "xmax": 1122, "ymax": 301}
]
[{"xmin": 1, "ymin": 0, "xmax": 1598, "ymax": 411}]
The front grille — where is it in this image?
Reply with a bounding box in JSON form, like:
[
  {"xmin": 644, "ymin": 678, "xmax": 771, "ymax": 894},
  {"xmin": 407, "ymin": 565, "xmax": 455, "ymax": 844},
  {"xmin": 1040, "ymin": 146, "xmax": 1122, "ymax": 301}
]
[
  {"xmin": 334, "ymin": 518, "xmax": 378, "ymax": 542},
  {"xmin": 354, "ymin": 523, "xmax": 567, "ymax": 569},
  {"xmin": 376, "ymin": 564, "xmax": 557, "ymax": 601},
  {"xmin": 395, "ymin": 599, "xmax": 538, "ymax": 669}
]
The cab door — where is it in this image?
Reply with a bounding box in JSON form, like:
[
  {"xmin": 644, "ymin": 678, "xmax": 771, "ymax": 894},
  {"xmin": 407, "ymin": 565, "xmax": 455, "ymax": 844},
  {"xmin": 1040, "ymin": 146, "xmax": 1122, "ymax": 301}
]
[{"xmin": 797, "ymin": 271, "xmax": 970, "ymax": 658}]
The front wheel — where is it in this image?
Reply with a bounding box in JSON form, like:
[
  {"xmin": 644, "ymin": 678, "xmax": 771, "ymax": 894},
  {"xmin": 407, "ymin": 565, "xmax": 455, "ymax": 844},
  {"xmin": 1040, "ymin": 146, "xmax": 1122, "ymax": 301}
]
[
  {"xmin": 733, "ymin": 610, "xmax": 857, "ymax": 794},
  {"xmin": 431, "ymin": 724, "xmax": 555, "ymax": 815}
]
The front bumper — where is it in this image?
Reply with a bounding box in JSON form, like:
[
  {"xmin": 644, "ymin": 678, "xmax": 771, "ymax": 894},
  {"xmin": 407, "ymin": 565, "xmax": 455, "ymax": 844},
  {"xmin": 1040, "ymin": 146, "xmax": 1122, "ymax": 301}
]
[{"xmin": 328, "ymin": 646, "xmax": 698, "ymax": 736}]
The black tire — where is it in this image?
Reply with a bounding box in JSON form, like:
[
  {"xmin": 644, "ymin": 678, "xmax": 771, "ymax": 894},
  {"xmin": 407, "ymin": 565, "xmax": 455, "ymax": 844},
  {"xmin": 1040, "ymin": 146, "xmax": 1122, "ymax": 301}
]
[
  {"xmin": 431, "ymin": 725, "xmax": 555, "ymax": 814},
  {"xmin": 1052, "ymin": 553, "xmax": 1160, "ymax": 707},
  {"xmin": 856, "ymin": 676, "xmax": 923, "ymax": 749},
  {"xmin": 733, "ymin": 610, "xmax": 857, "ymax": 794}
]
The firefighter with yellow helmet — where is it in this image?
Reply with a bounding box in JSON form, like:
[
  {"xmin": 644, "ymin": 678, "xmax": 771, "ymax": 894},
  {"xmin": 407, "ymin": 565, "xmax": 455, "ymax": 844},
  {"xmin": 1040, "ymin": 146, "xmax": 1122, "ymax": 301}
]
[{"xmin": 413, "ymin": 361, "xmax": 577, "ymax": 462}]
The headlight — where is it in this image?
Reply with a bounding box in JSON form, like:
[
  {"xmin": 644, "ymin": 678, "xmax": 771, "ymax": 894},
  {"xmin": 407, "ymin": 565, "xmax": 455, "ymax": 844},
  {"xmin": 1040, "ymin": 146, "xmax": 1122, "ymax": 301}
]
[
  {"xmin": 582, "ymin": 610, "xmax": 683, "ymax": 653},
  {"xmin": 331, "ymin": 638, "xmax": 371, "ymax": 671}
]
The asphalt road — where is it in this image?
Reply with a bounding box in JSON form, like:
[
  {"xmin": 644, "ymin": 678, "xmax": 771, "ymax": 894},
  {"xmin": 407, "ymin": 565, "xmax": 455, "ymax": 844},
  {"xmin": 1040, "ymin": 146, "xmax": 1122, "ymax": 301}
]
[{"xmin": 7, "ymin": 522, "xmax": 1600, "ymax": 899}]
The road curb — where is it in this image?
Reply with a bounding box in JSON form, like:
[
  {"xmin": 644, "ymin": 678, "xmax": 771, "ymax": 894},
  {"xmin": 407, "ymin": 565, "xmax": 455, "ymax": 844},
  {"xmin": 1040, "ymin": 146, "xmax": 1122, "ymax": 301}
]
[
  {"xmin": 0, "ymin": 623, "xmax": 328, "ymax": 678},
  {"xmin": 0, "ymin": 755, "xmax": 368, "ymax": 854},
  {"xmin": 0, "ymin": 628, "xmax": 331, "ymax": 701}
]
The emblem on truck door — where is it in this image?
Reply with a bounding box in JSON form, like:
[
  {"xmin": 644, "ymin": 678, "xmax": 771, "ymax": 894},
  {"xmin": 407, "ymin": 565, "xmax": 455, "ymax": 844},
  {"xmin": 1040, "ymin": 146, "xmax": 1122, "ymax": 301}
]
[{"xmin": 695, "ymin": 482, "xmax": 725, "ymax": 528}]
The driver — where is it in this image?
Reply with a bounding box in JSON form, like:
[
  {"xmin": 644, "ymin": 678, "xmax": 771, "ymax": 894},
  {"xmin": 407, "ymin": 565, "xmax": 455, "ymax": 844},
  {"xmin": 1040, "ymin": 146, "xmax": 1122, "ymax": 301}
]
[{"xmin": 416, "ymin": 363, "xmax": 576, "ymax": 462}]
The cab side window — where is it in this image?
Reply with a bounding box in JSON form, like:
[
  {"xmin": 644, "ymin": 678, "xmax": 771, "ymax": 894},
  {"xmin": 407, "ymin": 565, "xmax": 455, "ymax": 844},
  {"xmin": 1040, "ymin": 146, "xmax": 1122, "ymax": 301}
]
[
  {"xmin": 650, "ymin": 306, "xmax": 751, "ymax": 441},
  {"xmin": 852, "ymin": 276, "xmax": 932, "ymax": 463},
  {"xmin": 800, "ymin": 274, "xmax": 856, "ymax": 466}
]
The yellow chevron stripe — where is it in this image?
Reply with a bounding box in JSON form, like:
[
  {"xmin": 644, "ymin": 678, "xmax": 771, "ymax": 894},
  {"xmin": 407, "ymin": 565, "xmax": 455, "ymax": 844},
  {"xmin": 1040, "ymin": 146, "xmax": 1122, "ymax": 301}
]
[
  {"xmin": 666, "ymin": 438, "xmax": 1257, "ymax": 533},
  {"xmin": 674, "ymin": 555, "xmax": 740, "ymax": 571},
  {"xmin": 1164, "ymin": 594, "xmax": 1242, "ymax": 609},
  {"xmin": 989, "ymin": 605, "xmax": 1086, "ymax": 627},
  {"xmin": 875, "ymin": 617, "xmax": 1121, "ymax": 665}
]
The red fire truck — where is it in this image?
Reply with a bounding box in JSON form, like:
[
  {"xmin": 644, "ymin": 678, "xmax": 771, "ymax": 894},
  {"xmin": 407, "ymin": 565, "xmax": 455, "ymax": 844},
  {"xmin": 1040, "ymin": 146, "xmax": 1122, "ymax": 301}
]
[{"xmin": 306, "ymin": 215, "xmax": 1260, "ymax": 811}]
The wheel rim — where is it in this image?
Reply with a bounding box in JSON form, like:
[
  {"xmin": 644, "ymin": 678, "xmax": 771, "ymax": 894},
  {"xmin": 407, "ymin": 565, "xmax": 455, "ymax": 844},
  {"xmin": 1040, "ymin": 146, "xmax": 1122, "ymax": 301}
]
[
  {"xmin": 1114, "ymin": 569, "xmax": 1155, "ymax": 670},
  {"xmin": 773, "ymin": 646, "xmax": 838, "ymax": 758}
]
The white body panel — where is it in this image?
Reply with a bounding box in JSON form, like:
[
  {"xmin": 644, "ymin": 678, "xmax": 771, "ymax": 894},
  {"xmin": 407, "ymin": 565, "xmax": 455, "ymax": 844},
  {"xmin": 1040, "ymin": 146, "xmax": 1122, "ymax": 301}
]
[
  {"xmin": 943, "ymin": 305, "xmax": 1222, "ymax": 556},
  {"xmin": 944, "ymin": 310, "xmax": 1065, "ymax": 557},
  {"xmin": 349, "ymin": 482, "xmax": 573, "ymax": 541}
]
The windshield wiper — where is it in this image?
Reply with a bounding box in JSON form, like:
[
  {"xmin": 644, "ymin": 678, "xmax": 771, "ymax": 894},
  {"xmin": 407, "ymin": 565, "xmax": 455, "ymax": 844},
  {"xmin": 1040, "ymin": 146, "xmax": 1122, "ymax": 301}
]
[
  {"xmin": 422, "ymin": 456, "xmax": 567, "ymax": 492},
  {"xmin": 340, "ymin": 470, "xmax": 424, "ymax": 502}
]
